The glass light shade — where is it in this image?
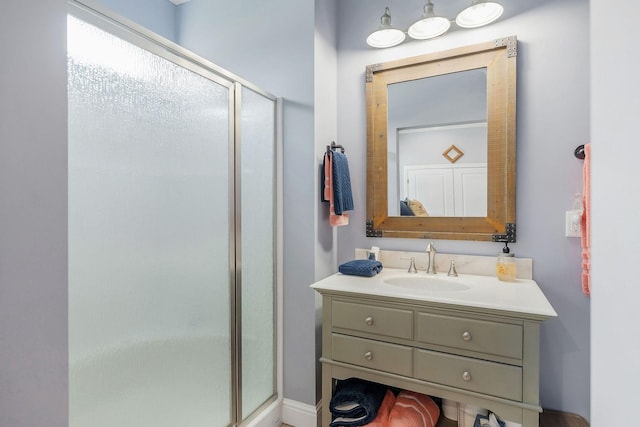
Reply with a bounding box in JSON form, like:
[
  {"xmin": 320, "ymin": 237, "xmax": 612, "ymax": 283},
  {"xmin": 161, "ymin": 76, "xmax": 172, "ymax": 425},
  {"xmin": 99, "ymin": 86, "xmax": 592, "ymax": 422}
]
[
  {"xmin": 456, "ymin": 0, "xmax": 504, "ymax": 28},
  {"xmin": 408, "ymin": 16, "xmax": 451, "ymax": 39},
  {"xmin": 408, "ymin": 1, "xmax": 451, "ymax": 40},
  {"xmin": 367, "ymin": 28, "xmax": 406, "ymax": 48},
  {"xmin": 367, "ymin": 7, "xmax": 406, "ymax": 48}
]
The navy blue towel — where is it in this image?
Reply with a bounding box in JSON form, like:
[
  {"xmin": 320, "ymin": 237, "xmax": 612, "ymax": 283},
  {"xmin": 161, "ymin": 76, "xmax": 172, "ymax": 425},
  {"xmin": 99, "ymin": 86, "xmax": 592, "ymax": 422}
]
[
  {"xmin": 329, "ymin": 378, "xmax": 388, "ymax": 427},
  {"xmin": 338, "ymin": 259, "xmax": 383, "ymax": 277},
  {"xmin": 332, "ymin": 151, "xmax": 354, "ymax": 215}
]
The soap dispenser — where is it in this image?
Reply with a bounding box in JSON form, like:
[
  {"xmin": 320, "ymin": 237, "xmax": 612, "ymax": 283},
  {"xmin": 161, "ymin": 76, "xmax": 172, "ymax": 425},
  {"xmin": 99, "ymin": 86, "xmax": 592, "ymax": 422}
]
[{"xmin": 496, "ymin": 243, "xmax": 516, "ymax": 282}]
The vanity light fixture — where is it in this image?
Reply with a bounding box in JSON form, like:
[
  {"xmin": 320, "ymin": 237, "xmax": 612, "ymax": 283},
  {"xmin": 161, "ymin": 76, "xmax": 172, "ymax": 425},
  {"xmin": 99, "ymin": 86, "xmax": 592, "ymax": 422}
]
[
  {"xmin": 367, "ymin": 1, "xmax": 504, "ymax": 48},
  {"xmin": 366, "ymin": 7, "xmax": 406, "ymax": 48},
  {"xmin": 408, "ymin": 0, "xmax": 451, "ymax": 40}
]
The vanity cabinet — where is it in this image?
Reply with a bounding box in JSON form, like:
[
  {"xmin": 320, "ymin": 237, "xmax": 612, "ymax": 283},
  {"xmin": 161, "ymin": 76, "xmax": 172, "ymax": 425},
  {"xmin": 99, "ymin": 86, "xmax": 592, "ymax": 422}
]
[{"xmin": 316, "ymin": 289, "xmax": 552, "ymax": 427}]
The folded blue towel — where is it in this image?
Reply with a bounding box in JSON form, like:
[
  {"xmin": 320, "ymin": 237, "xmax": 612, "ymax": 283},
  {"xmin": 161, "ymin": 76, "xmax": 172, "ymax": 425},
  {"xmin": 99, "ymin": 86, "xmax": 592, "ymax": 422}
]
[
  {"xmin": 338, "ymin": 259, "xmax": 383, "ymax": 277},
  {"xmin": 329, "ymin": 378, "xmax": 387, "ymax": 427},
  {"xmin": 332, "ymin": 151, "xmax": 354, "ymax": 215}
]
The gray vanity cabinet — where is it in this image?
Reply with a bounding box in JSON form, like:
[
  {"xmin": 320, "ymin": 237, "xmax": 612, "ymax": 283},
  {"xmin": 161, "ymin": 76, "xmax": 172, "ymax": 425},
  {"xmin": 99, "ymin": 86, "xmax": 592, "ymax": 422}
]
[{"xmin": 318, "ymin": 293, "xmax": 549, "ymax": 427}]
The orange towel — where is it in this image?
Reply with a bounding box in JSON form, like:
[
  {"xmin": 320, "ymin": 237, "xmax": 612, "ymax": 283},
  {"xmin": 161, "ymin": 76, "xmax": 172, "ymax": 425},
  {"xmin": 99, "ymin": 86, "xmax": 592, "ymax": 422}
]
[
  {"xmin": 362, "ymin": 389, "xmax": 396, "ymax": 427},
  {"xmin": 581, "ymin": 144, "xmax": 591, "ymax": 296},
  {"xmin": 325, "ymin": 152, "xmax": 349, "ymax": 226},
  {"xmin": 388, "ymin": 391, "xmax": 440, "ymax": 427}
]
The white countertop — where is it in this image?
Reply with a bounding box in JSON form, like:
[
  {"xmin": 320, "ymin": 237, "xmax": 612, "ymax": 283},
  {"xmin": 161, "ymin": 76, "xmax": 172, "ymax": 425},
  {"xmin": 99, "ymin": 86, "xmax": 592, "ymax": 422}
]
[{"xmin": 311, "ymin": 267, "xmax": 557, "ymax": 319}]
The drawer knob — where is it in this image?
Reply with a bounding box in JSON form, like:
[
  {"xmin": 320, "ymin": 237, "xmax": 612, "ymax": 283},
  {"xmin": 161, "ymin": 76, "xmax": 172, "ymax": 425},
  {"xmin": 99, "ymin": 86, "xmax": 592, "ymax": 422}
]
[
  {"xmin": 365, "ymin": 317, "xmax": 374, "ymax": 325},
  {"xmin": 364, "ymin": 351, "xmax": 373, "ymax": 361},
  {"xmin": 462, "ymin": 331, "xmax": 472, "ymax": 341},
  {"xmin": 462, "ymin": 371, "xmax": 472, "ymax": 381}
]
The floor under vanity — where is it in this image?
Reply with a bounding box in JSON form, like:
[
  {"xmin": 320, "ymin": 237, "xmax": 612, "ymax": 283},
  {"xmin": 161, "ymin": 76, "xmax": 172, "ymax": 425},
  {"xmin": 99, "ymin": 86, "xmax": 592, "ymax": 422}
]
[{"xmin": 311, "ymin": 250, "xmax": 558, "ymax": 427}]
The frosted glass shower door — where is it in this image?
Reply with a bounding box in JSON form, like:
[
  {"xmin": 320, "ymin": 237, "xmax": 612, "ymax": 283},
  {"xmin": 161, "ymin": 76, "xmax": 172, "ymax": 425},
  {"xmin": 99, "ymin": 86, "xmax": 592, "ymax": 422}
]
[
  {"xmin": 68, "ymin": 15, "xmax": 233, "ymax": 427},
  {"xmin": 239, "ymin": 87, "xmax": 277, "ymax": 419}
]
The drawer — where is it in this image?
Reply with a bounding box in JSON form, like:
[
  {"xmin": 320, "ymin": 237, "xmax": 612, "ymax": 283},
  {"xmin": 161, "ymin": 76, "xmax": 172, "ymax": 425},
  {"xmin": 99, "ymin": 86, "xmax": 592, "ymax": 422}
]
[
  {"xmin": 332, "ymin": 300, "xmax": 413, "ymax": 340},
  {"xmin": 415, "ymin": 349, "xmax": 522, "ymax": 401},
  {"xmin": 416, "ymin": 312, "xmax": 522, "ymax": 360},
  {"xmin": 332, "ymin": 334, "xmax": 413, "ymax": 377}
]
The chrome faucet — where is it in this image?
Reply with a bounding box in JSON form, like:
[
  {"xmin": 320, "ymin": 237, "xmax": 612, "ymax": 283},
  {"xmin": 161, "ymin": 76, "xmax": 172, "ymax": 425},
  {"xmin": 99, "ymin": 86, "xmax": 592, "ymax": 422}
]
[{"xmin": 426, "ymin": 242, "xmax": 437, "ymax": 274}]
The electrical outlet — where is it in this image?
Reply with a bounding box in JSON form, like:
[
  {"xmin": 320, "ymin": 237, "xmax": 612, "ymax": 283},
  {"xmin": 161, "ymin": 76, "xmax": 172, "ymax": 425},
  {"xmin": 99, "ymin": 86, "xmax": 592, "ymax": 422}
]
[{"xmin": 565, "ymin": 210, "xmax": 582, "ymax": 237}]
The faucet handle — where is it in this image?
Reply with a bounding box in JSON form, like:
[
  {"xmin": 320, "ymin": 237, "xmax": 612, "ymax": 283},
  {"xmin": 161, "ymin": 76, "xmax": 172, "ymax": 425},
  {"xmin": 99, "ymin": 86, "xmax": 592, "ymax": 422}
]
[
  {"xmin": 408, "ymin": 257, "xmax": 418, "ymax": 273},
  {"xmin": 447, "ymin": 259, "xmax": 458, "ymax": 277},
  {"xmin": 401, "ymin": 257, "xmax": 418, "ymax": 273}
]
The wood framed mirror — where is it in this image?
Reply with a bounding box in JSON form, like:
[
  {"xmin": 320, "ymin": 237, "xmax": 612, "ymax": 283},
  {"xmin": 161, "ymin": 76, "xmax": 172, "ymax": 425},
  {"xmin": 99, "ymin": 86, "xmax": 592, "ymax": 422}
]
[{"xmin": 366, "ymin": 36, "xmax": 517, "ymax": 241}]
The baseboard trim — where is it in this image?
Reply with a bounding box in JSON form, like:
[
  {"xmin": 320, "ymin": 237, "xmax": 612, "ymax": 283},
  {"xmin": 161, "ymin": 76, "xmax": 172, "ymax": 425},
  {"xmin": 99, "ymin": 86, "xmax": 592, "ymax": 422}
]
[
  {"xmin": 282, "ymin": 398, "xmax": 320, "ymax": 427},
  {"xmin": 245, "ymin": 398, "xmax": 284, "ymax": 427}
]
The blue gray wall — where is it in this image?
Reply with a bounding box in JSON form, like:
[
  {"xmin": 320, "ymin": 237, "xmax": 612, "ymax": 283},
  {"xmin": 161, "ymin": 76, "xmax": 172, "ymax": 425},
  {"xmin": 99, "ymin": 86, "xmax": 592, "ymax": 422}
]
[
  {"xmin": 0, "ymin": 2, "xmax": 68, "ymax": 426},
  {"xmin": 335, "ymin": 0, "xmax": 591, "ymax": 420},
  {"xmin": 95, "ymin": 0, "xmax": 178, "ymax": 42}
]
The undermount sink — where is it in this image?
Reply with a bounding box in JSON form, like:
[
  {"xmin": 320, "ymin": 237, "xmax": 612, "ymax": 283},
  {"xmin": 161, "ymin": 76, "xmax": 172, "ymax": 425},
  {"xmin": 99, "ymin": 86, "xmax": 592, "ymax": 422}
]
[{"xmin": 383, "ymin": 276, "xmax": 470, "ymax": 292}]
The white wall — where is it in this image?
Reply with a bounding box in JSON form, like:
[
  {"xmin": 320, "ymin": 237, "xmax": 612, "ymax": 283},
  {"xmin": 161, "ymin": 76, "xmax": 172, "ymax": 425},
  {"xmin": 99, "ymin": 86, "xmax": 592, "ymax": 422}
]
[
  {"xmin": 591, "ymin": 0, "xmax": 640, "ymax": 425},
  {"xmin": 0, "ymin": 2, "xmax": 68, "ymax": 426},
  {"xmin": 336, "ymin": 0, "xmax": 591, "ymax": 420}
]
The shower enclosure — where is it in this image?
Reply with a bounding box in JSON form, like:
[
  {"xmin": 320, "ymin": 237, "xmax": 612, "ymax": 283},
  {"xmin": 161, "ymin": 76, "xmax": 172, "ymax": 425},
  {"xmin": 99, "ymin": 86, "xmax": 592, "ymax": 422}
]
[{"xmin": 67, "ymin": 3, "xmax": 280, "ymax": 426}]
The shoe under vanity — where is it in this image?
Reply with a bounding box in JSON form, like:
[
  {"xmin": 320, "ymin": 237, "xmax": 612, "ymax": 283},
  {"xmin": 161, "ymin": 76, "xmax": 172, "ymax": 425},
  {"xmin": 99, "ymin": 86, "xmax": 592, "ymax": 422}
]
[{"xmin": 311, "ymin": 249, "xmax": 557, "ymax": 427}]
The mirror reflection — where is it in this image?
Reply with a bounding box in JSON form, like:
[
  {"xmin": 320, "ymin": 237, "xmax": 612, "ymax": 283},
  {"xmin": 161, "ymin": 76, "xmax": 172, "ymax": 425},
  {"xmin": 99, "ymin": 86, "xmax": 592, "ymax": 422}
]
[{"xmin": 387, "ymin": 69, "xmax": 488, "ymax": 217}]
